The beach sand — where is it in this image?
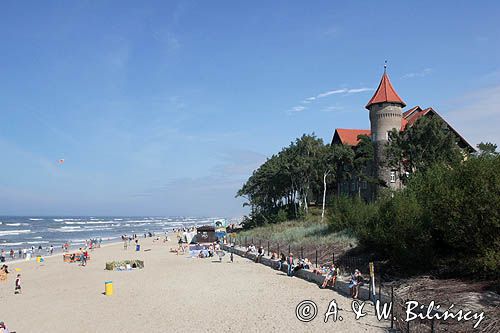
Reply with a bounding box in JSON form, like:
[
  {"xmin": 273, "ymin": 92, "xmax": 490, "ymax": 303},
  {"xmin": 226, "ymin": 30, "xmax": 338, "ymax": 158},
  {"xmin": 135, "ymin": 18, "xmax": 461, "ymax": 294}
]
[{"xmin": 0, "ymin": 237, "xmax": 386, "ymax": 332}]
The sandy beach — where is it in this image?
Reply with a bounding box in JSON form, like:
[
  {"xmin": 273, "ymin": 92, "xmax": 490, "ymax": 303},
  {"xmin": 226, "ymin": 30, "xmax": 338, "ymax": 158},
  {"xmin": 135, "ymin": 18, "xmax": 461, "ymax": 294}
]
[{"xmin": 0, "ymin": 237, "xmax": 386, "ymax": 332}]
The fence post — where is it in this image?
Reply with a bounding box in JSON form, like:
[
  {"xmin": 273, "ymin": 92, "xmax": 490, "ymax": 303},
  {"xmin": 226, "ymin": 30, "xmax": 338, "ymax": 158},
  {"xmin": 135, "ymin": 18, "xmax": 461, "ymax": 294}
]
[
  {"xmin": 390, "ymin": 286, "xmax": 394, "ymax": 330},
  {"xmin": 315, "ymin": 250, "xmax": 318, "ymax": 268},
  {"xmin": 288, "ymin": 244, "xmax": 291, "ymax": 255},
  {"xmin": 378, "ymin": 281, "xmax": 382, "ymax": 303},
  {"xmin": 368, "ymin": 277, "xmax": 372, "ymax": 302},
  {"xmin": 332, "ymin": 252, "xmax": 335, "ymax": 264},
  {"xmin": 267, "ymin": 241, "xmax": 270, "ymax": 256},
  {"xmin": 378, "ymin": 267, "xmax": 382, "ymax": 302},
  {"xmin": 406, "ymin": 299, "xmax": 410, "ymax": 332}
]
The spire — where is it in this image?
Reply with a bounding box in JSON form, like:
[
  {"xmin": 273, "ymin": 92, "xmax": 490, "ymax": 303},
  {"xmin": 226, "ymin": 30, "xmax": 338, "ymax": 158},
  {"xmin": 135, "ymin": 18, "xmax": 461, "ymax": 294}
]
[{"xmin": 365, "ymin": 66, "xmax": 406, "ymax": 110}]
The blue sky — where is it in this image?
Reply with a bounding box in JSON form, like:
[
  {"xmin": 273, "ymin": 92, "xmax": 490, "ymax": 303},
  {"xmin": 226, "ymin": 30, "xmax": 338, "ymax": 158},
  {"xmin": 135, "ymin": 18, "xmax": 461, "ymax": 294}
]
[{"xmin": 0, "ymin": 1, "xmax": 499, "ymax": 216}]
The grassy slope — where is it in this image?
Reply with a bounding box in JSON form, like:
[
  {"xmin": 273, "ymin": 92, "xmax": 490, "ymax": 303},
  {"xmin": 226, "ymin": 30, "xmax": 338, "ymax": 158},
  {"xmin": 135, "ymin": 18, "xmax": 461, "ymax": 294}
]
[{"xmin": 236, "ymin": 208, "xmax": 358, "ymax": 263}]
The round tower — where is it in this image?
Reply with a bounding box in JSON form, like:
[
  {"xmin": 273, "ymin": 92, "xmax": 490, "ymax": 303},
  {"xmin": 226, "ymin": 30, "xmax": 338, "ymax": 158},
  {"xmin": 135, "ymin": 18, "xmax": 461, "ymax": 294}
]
[{"xmin": 365, "ymin": 69, "xmax": 406, "ymax": 191}]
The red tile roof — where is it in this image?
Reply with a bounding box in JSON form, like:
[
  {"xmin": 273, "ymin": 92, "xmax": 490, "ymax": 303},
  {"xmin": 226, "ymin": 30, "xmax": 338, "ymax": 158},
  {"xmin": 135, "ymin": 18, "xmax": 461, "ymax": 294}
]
[
  {"xmin": 403, "ymin": 107, "xmax": 432, "ymax": 127},
  {"xmin": 366, "ymin": 72, "xmax": 406, "ymax": 109},
  {"xmin": 333, "ymin": 129, "xmax": 371, "ymax": 146}
]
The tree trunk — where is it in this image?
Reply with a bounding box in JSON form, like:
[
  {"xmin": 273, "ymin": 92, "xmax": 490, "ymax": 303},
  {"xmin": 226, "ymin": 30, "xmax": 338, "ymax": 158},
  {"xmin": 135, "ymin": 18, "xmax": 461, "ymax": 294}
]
[{"xmin": 321, "ymin": 171, "xmax": 329, "ymax": 223}]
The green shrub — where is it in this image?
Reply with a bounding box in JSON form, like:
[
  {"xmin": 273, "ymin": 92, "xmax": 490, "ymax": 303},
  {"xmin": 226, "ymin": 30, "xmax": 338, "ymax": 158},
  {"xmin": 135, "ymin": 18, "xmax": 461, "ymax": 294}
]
[{"xmin": 328, "ymin": 196, "xmax": 377, "ymax": 232}]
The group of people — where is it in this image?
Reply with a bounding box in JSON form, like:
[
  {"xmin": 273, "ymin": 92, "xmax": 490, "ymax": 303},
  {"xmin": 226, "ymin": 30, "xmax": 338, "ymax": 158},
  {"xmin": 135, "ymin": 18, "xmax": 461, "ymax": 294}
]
[
  {"xmin": 248, "ymin": 246, "xmax": 365, "ymax": 297},
  {"xmin": 0, "ymin": 245, "xmax": 56, "ymax": 262},
  {"xmin": 84, "ymin": 238, "xmax": 102, "ymax": 250},
  {"xmin": 122, "ymin": 234, "xmax": 142, "ymax": 250},
  {"xmin": 270, "ymin": 252, "xmax": 314, "ymax": 277}
]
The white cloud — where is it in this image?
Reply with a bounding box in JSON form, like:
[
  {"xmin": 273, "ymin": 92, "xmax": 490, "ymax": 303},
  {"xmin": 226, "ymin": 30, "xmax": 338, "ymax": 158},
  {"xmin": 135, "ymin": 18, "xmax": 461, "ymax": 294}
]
[
  {"xmin": 290, "ymin": 105, "xmax": 306, "ymax": 112},
  {"xmin": 288, "ymin": 87, "xmax": 372, "ymax": 114},
  {"xmin": 402, "ymin": 68, "xmax": 432, "ymax": 79},
  {"xmin": 317, "ymin": 89, "xmax": 347, "ymax": 98},
  {"xmin": 346, "ymin": 88, "xmax": 372, "ymax": 93}
]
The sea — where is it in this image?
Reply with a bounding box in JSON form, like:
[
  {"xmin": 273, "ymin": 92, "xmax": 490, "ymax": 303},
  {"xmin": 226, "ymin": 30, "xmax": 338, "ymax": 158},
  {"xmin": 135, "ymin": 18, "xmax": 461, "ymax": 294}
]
[{"xmin": 0, "ymin": 216, "xmax": 224, "ymax": 251}]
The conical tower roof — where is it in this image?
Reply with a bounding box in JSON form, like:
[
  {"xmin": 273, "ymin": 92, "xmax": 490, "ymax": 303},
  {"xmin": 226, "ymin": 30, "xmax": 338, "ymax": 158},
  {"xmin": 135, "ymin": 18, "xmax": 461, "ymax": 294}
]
[{"xmin": 365, "ymin": 72, "xmax": 406, "ymax": 109}]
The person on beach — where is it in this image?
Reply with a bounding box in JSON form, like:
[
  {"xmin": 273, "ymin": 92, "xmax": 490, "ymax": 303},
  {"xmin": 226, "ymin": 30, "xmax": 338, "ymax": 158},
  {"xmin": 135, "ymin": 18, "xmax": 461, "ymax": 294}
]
[
  {"xmin": 287, "ymin": 253, "xmax": 294, "ymax": 276},
  {"xmin": 79, "ymin": 250, "xmax": 86, "ymax": 266},
  {"xmin": 50, "ymin": 245, "xmax": 54, "ymax": 255},
  {"xmin": 18, "ymin": 249, "xmax": 22, "ymax": 259},
  {"xmin": 0, "ymin": 321, "xmax": 11, "ymax": 333},
  {"xmin": 277, "ymin": 253, "xmax": 286, "ymax": 270},
  {"xmin": 0, "ymin": 250, "xmax": 5, "ymax": 263},
  {"xmin": 0, "ymin": 265, "xmax": 9, "ymax": 282},
  {"xmin": 256, "ymin": 246, "xmax": 264, "ymax": 263},
  {"xmin": 14, "ymin": 274, "xmax": 21, "ymax": 294},
  {"xmin": 349, "ymin": 269, "xmax": 363, "ymax": 299},
  {"xmin": 9, "ymin": 249, "xmax": 14, "ymax": 259},
  {"xmin": 124, "ymin": 240, "xmax": 128, "ymax": 250},
  {"xmin": 321, "ymin": 264, "xmax": 337, "ymax": 289}
]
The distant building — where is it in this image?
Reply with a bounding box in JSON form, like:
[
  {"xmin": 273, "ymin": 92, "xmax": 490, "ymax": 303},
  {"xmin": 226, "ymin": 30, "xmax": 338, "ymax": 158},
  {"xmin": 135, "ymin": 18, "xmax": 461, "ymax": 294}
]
[{"xmin": 332, "ymin": 69, "xmax": 474, "ymax": 198}]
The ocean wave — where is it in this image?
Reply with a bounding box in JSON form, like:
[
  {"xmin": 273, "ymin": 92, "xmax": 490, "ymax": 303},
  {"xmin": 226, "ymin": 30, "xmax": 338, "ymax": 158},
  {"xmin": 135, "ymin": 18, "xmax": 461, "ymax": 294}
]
[
  {"xmin": 6, "ymin": 223, "xmax": 26, "ymax": 226},
  {"xmin": 0, "ymin": 242, "xmax": 23, "ymax": 246},
  {"xmin": 27, "ymin": 241, "xmax": 48, "ymax": 244},
  {"xmin": 53, "ymin": 219, "xmax": 65, "ymax": 222},
  {"xmin": 64, "ymin": 221, "xmax": 86, "ymax": 225},
  {"xmin": 48, "ymin": 227, "xmax": 84, "ymax": 233},
  {"xmin": 82, "ymin": 221, "xmax": 113, "ymax": 224},
  {"xmin": 29, "ymin": 218, "xmax": 44, "ymax": 221},
  {"xmin": 0, "ymin": 229, "xmax": 32, "ymax": 236}
]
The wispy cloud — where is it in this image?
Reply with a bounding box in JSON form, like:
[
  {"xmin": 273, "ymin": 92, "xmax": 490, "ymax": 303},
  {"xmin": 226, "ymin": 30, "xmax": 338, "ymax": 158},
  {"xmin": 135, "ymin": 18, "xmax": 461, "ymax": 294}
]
[
  {"xmin": 288, "ymin": 87, "xmax": 372, "ymax": 113},
  {"xmin": 402, "ymin": 68, "xmax": 432, "ymax": 79},
  {"xmin": 315, "ymin": 87, "xmax": 372, "ymax": 99},
  {"xmin": 290, "ymin": 105, "xmax": 306, "ymax": 113}
]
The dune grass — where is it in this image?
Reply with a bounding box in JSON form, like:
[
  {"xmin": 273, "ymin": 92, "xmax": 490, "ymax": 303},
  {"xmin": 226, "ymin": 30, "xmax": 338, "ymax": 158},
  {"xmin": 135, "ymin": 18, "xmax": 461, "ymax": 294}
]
[{"xmin": 236, "ymin": 210, "xmax": 358, "ymax": 253}]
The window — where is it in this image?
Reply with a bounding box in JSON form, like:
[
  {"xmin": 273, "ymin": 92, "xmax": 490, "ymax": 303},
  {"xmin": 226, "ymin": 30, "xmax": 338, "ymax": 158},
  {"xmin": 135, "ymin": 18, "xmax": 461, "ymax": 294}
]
[{"xmin": 390, "ymin": 171, "xmax": 396, "ymax": 183}]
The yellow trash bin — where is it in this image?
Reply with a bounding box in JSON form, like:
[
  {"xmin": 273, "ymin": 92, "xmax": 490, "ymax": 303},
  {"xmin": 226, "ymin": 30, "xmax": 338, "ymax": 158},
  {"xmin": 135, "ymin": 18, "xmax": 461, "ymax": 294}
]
[
  {"xmin": 105, "ymin": 281, "xmax": 113, "ymax": 296},
  {"xmin": 36, "ymin": 256, "xmax": 41, "ymax": 263}
]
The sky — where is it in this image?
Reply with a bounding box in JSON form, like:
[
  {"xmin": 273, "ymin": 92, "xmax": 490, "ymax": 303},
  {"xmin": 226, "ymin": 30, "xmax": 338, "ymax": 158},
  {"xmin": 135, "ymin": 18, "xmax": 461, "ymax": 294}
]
[{"xmin": 0, "ymin": 1, "xmax": 499, "ymax": 217}]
